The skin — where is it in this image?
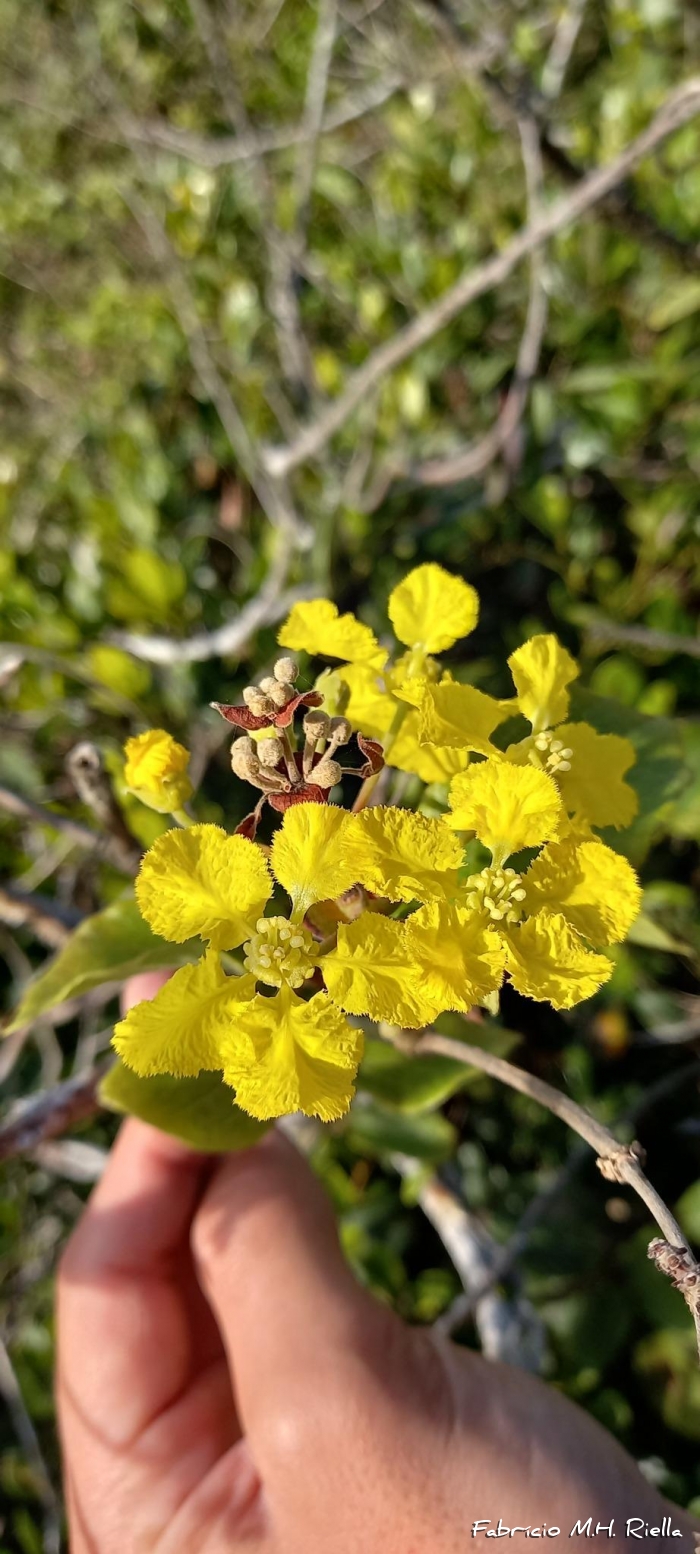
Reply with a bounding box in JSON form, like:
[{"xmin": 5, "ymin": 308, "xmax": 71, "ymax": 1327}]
[{"xmin": 57, "ymin": 974, "xmax": 698, "ymax": 1553}]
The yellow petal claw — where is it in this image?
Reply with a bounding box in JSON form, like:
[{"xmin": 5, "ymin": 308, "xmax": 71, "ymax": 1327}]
[
  {"xmin": 136, "ymin": 824, "xmax": 272, "ymax": 949},
  {"xmin": 278, "ymin": 598, "xmax": 387, "ymax": 668},
  {"xmin": 388, "ymin": 563, "xmax": 479, "ymax": 653},
  {"xmin": 270, "ymin": 802, "xmax": 359, "ymax": 918},
  {"xmin": 419, "ymin": 681, "xmax": 505, "ymax": 756},
  {"xmin": 522, "ymin": 839, "xmax": 642, "ymax": 946},
  {"xmin": 113, "ymin": 950, "xmax": 256, "ymax": 1077},
  {"xmin": 219, "ymin": 985, "xmax": 363, "ymax": 1122},
  {"xmin": 508, "ymin": 634, "xmax": 579, "ymax": 734},
  {"xmin": 503, "ymin": 912, "xmax": 613, "ymax": 1009},
  {"xmin": 447, "ymin": 760, "xmax": 562, "ymax": 858}
]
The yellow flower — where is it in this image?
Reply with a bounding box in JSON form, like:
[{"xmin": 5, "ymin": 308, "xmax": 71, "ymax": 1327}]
[
  {"xmin": 419, "ymin": 630, "xmax": 638, "ymax": 830},
  {"xmin": 123, "ymin": 729, "xmax": 193, "ymax": 814},
  {"xmin": 278, "ymin": 563, "xmax": 479, "ymax": 782},
  {"xmin": 114, "ymin": 802, "xmax": 505, "ymax": 1120},
  {"xmin": 446, "ymin": 759, "xmax": 641, "ymax": 1008}
]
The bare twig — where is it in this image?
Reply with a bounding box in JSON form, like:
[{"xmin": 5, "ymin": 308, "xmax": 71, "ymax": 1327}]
[
  {"xmin": 0, "ymin": 1336, "xmax": 61, "ymax": 1554},
  {"xmin": 185, "ymin": 0, "xmax": 312, "ymax": 398},
  {"xmin": 0, "ymin": 1061, "xmax": 112, "ymax": 1163},
  {"xmin": 412, "ymin": 113, "xmax": 548, "ymax": 489},
  {"xmin": 541, "ymin": 0, "xmax": 588, "ymax": 100},
  {"xmin": 393, "ymin": 1155, "xmax": 546, "ymax": 1369},
  {"xmin": 124, "ymin": 189, "xmax": 312, "ymax": 546},
  {"xmin": 292, "ymin": 0, "xmax": 338, "ymax": 245},
  {"xmin": 66, "ymin": 743, "xmax": 142, "ymax": 874},
  {"xmin": 585, "ymin": 619, "xmax": 700, "ymax": 659},
  {"xmin": 110, "ymin": 565, "xmax": 317, "ymax": 666},
  {"xmin": 0, "ymin": 785, "xmax": 98, "ymax": 852},
  {"xmin": 264, "ymin": 76, "xmax": 700, "ymax": 475},
  {"xmin": 0, "ymin": 887, "xmax": 79, "ymax": 950},
  {"xmin": 389, "ymin": 1028, "xmax": 700, "ymax": 1357}
]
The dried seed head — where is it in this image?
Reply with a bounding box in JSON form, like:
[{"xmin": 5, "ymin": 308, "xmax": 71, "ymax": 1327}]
[
  {"xmin": 328, "ymin": 716, "xmax": 352, "ymax": 747},
  {"xmin": 257, "ymin": 736, "xmax": 285, "ymax": 767},
  {"xmin": 259, "ymin": 676, "xmax": 278, "ymax": 695},
  {"xmin": 310, "ymin": 757, "xmax": 342, "ymax": 789},
  {"xmin": 231, "ymin": 736, "xmax": 262, "ymax": 782},
  {"xmin": 303, "ymin": 709, "xmax": 330, "ymax": 739},
  {"xmin": 274, "ymin": 656, "xmax": 299, "ymax": 684}
]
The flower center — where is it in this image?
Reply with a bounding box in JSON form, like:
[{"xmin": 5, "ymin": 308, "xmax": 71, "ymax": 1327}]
[
  {"xmin": 533, "ymin": 730, "xmax": 573, "ymax": 774},
  {"xmin": 464, "ymin": 866, "xmax": 527, "ymax": 924},
  {"xmin": 243, "ymin": 915, "xmax": 317, "ymax": 989}
]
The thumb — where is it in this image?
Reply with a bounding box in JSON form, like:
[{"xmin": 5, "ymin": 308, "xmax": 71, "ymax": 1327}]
[{"xmin": 191, "ymin": 1129, "xmax": 383, "ymax": 1452}]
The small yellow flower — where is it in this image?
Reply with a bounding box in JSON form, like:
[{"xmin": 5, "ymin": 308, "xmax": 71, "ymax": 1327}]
[
  {"xmin": 446, "ymin": 759, "xmax": 641, "ymax": 1008},
  {"xmin": 114, "ymin": 802, "xmax": 505, "ymax": 1120},
  {"xmin": 418, "ymin": 629, "xmax": 639, "ymax": 830},
  {"xmin": 123, "ymin": 729, "xmax": 193, "ymax": 815},
  {"xmin": 278, "ymin": 563, "xmax": 479, "ymax": 782}
]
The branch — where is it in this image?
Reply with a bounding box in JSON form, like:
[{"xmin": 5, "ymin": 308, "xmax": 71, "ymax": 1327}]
[
  {"xmin": 393, "ymin": 1155, "xmax": 546, "ymax": 1369},
  {"xmin": 0, "ymin": 1062, "xmax": 112, "ymax": 1163},
  {"xmin": 585, "ymin": 619, "xmax": 700, "ymax": 659},
  {"xmin": 0, "ymin": 887, "xmax": 80, "ymax": 950},
  {"xmin": 66, "ymin": 742, "xmax": 143, "ymax": 874},
  {"xmin": 412, "ymin": 113, "xmax": 548, "ymax": 489},
  {"xmin": 541, "ymin": 0, "xmax": 588, "ymax": 101},
  {"xmin": 291, "ymin": 0, "xmax": 338, "ymax": 248},
  {"xmin": 264, "ymin": 76, "xmax": 700, "ymax": 475},
  {"xmin": 109, "ymin": 566, "xmax": 318, "ymax": 666},
  {"xmin": 392, "ymin": 1028, "xmax": 700, "ymax": 1358},
  {"xmin": 0, "ymin": 784, "xmax": 137, "ymax": 875},
  {"xmin": 124, "ymin": 188, "xmax": 312, "ymax": 546}
]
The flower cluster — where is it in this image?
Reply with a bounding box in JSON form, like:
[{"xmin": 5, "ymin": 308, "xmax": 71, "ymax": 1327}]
[{"xmin": 116, "ymin": 564, "xmax": 642, "ymax": 1124}]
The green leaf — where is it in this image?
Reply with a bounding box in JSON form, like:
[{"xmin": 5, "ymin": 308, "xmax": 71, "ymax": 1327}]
[
  {"xmin": 648, "ymin": 278, "xmax": 700, "ymax": 330},
  {"xmin": 4, "ymin": 897, "xmax": 193, "ymax": 1033},
  {"xmin": 675, "ymin": 1181, "xmax": 700, "ymax": 1245},
  {"xmin": 100, "ymin": 1062, "xmax": 270, "ymax": 1151},
  {"xmin": 343, "ymin": 1099, "xmax": 456, "ymax": 1161},
  {"xmin": 635, "ymin": 1327, "xmax": 700, "ymax": 1441},
  {"xmin": 626, "ymin": 912, "xmax": 693, "ymax": 956},
  {"xmin": 359, "ymin": 1024, "xmax": 520, "ymax": 1113}
]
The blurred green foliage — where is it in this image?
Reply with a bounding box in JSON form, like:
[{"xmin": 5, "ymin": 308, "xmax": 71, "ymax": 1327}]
[{"xmin": 2, "ymin": 0, "xmax": 700, "ymax": 1545}]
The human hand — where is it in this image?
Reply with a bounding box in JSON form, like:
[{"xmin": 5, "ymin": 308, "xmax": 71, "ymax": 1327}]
[{"xmin": 57, "ymin": 975, "xmax": 696, "ymax": 1553}]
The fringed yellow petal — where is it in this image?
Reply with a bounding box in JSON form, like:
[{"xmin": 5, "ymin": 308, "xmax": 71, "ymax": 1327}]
[
  {"xmin": 124, "ymin": 729, "xmax": 193, "ymax": 814},
  {"xmin": 419, "ymin": 682, "xmax": 504, "ymax": 756},
  {"xmin": 344, "ymin": 807, "xmax": 464, "ymax": 902},
  {"xmin": 389, "ymin": 712, "xmax": 470, "ymax": 782},
  {"xmin": 554, "ymin": 722, "xmax": 638, "ymax": 829},
  {"xmin": 508, "ymin": 634, "xmax": 579, "ymax": 733},
  {"xmin": 323, "ymin": 905, "xmax": 503, "ymax": 1026},
  {"xmin": 447, "ymin": 761, "xmax": 561, "ymax": 857},
  {"xmin": 112, "ymin": 951, "xmax": 256, "ymax": 1077},
  {"xmin": 271, "ymin": 802, "xmax": 358, "ymax": 917},
  {"xmin": 407, "ymin": 903, "xmax": 505, "ymax": 1010},
  {"xmin": 219, "ymin": 985, "xmax": 362, "ymax": 1121},
  {"xmin": 278, "ymin": 599, "xmax": 387, "ymax": 667},
  {"xmin": 388, "ymin": 563, "xmax": 479, "ymax": 652},
  {"xmin": 523, "ymin": 839, "xmax": 641, "ymax": 946},
  {"xmin": 136, "ymin": 824, "xmax": 273, "ymax": 949},
  {"xmin": 322, "ymin": 915, "xmax": 446, "ymax": 1027},
  {"xmin": 503, "ymin": 913, "xmax": 612, "ymax": 1009}
]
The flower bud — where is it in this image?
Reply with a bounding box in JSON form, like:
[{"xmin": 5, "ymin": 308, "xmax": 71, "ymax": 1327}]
[
  {"xmin": 123, "ymin": 729, "xmax": 193, "ymax": 814},
  {"xmin": 274, "ymin": 656, "xmax": 298, "ymax": 684},
  {"xmin": 267, "ymin": 682, "xmax": 294, "ymax": 709},
  {"xmin": 310, "ymin": 757, "xmax": 342, "ymax": 789},
  {"xmin": 257, "ymin": 736, "xmax": 284, "ymax": 767},
  {"xmin": 259, "ymin": 676, "xmax": 278, "ymax": 695}
]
